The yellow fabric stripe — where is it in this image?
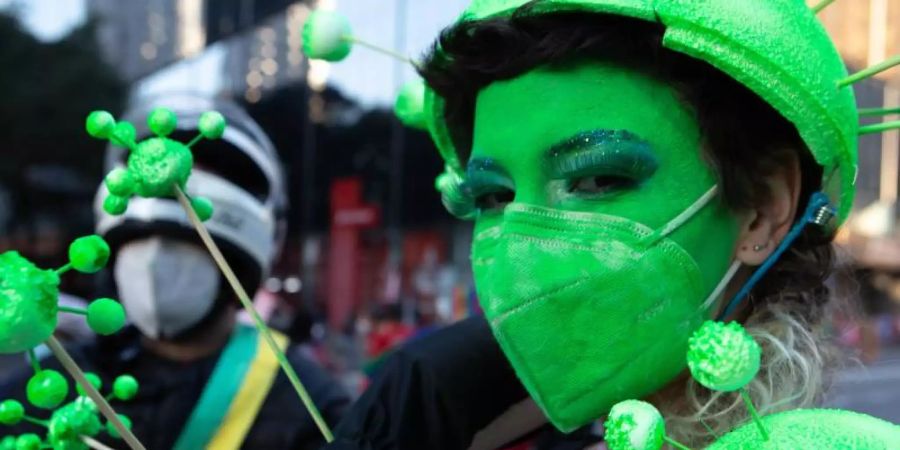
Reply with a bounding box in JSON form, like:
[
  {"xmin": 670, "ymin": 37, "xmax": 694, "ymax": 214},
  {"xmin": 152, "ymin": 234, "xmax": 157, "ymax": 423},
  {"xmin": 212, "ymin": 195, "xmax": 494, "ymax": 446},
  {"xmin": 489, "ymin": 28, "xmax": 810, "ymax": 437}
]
[{"xmin": 206, "ymin": 330, "xmax": 290, "ymax": 449}]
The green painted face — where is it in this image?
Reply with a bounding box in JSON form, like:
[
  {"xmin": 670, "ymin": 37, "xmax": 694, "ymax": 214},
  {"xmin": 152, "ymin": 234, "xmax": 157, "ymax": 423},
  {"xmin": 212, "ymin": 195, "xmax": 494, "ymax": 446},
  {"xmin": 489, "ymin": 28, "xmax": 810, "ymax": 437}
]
[{"xmin": 468, "ymin": 61, "xmax": 742, "ymax": 430}]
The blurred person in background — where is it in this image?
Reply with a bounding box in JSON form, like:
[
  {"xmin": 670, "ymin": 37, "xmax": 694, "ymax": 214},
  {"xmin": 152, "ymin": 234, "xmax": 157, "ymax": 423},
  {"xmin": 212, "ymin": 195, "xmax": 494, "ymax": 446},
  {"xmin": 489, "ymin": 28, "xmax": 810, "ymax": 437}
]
[{"xmin": 0, "ymin": 94, "xmax": 348, "ymax": 449}]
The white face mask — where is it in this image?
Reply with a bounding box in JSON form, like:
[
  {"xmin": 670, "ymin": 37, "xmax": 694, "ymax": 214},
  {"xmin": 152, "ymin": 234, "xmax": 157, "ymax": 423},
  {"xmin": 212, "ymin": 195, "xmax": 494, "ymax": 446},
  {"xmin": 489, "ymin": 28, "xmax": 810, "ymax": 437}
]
[{"xmin": 114, "ymin": 237, "xmax": 221, "ymax": 339}]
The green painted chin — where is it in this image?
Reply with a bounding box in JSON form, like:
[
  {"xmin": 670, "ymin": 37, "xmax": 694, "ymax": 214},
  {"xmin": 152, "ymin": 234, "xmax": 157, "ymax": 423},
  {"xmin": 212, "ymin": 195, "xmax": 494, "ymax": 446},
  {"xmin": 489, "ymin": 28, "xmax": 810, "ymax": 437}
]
[{"xmin": 468, "ymin": 61, "xmax": 742, "ymax": 429}]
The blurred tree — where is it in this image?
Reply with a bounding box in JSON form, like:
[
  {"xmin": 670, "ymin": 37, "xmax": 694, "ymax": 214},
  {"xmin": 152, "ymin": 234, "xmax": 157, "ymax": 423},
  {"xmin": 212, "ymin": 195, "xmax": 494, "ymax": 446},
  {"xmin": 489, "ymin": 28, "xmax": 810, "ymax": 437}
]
[{"xmin": 0, "ymin": 13, "xmax": 125, "ymax": 234}]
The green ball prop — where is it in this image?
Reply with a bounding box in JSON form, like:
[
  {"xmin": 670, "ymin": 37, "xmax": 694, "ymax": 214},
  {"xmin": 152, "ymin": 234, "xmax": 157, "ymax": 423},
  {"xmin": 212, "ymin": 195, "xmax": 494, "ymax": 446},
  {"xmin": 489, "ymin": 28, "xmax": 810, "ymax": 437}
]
[
  {"xmin": 105, "ymin": 167, "xmax": 137, "ymax": 197},
  {"xmin": 86, "ymin": 298, "xmax": 126, "ymax": 335},
  {"xmin": 190, "ymin": 196, "xmax": 214, "ymax": 222},
  {"xmin": 13, "ymin": 434, "xmax": 40, "ymax": 450},
  {"xmin": 0, "ymin": 436, "xmax": 14, "ymax": 450},
  {"xmin": 75, "ymin": 372, "xmax": 102, "ymax": 396},
  {"xmin": 394, "ymin": 80, "xmax": 428, "ymax": 130},
  {"xmin": 199, "ymin": 111, "xmax": 226, "ymax": 139},
  {"xmin": 85, "ymin": 111, "xmax": 116, "ymax": 139},
  {"xmin": 106, "ymin": 414, "xmax": 132, "ymax": 439},
  {"xmin": 148, "ymin": 107, "xmax": 177, "ymax": 137},
  {"xmin": 687, "ymin": 321, "xmax": 761, "ymax": 392},
  {"xmin": 0, "ymin": 251, "xmax": 59, "ymax": 354},
  {"xmin": 26, "ymin": 370, "xmax": 69, "ymax": 410},
  {"xmin": 0, "ymin": 400, "xmax": 24, "ymax": 426},
  {"xmin": 302, "ymin": 10, "xmax": 353, "ymax": 62},
  {"xmin": 112, "ymin": 375, "xmax": 139, "ymax": 401},
  {"xmin": 103, "ymin": 195, "xmax": 129, "ymax": 215},
  {"xmin": 68, "ymin": 235, "xmax": 110, "ymax": 274},
  {"xmin": 47, "ymin": 397, "xmax": 102, "ymax": 447},
  {"xmin": 604, "ymin": 400, "xmax": 665, "ymax": 450}
]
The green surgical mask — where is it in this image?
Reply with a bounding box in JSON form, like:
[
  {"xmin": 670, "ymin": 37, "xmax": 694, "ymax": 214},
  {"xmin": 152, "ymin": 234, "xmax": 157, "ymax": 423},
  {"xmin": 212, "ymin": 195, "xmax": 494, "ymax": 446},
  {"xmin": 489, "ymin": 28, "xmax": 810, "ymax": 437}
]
[{"xmin": 472, "ymin": 184, "xmax": 740, "ymax": 431}]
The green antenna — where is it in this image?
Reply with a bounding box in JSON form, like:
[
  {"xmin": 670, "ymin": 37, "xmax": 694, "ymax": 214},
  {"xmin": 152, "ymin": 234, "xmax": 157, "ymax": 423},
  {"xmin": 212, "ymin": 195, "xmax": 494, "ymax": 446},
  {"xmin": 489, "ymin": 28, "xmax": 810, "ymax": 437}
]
[
  {"xmin": 811, "ymin": 0, "xmax": 837, "ymax": 13},
  {"xmin": 838, "ymin": 55, "xmax": 900, "ymax": 88}
]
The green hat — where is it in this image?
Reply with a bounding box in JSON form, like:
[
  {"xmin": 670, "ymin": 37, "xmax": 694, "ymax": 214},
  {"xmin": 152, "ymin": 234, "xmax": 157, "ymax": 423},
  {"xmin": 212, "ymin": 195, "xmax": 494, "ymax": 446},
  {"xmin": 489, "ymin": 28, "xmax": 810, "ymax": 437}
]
[{"xmin": 424, "ymin": 0, "xmax": 872, "ymax": 224}]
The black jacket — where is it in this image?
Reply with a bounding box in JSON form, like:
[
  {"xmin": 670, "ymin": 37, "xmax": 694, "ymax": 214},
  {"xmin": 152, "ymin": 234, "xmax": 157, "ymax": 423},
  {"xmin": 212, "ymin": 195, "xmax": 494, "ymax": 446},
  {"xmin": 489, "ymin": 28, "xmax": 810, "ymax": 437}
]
[{"xmin": 0, "ymin": 326, "xmax": 349, "ymax": 449}]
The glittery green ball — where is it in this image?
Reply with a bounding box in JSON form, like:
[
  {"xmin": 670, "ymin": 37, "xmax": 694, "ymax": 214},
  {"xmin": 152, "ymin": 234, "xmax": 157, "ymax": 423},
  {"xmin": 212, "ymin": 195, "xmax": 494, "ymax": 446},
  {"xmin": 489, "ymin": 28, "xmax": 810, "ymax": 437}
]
[
  {"xmin": 0, "ymin": 251, "xmax": 59, "ymax": 354},
  {"xmin": 14, "ymin": 434, "xmax": 40, "ymax": 450},
  {"xmin": 395, "ymin": 80, "xmax": 427, "ymax": 130},
  {"xmin": 86, "ymin": 111, "xmax": 116, "ymax": 139},
  {"xmin": 604, "ymin": 400, "xmax": 665, "ymax": 450},
  {"xmin": 0, "ymin": 436, "xmax": 15, "ymax": 450},
  {"xmin": 112, "ymin": 375, "xmax": 138, "ymax": 401},
  {"xmin": 148, "ymin": 107, "xmax": 178, "ymax": 137},
  {"xmin": 0, "ymin": 400, "xmax": 24, "ymax": 425},
  {"xmin": 27, "ymin": 370, "xmax": 69, "ymax": 409},
  {"xmin": 302, "ymin": 10, "xmax": 353, "ymax": 62},
  {"xmin": 106, "ymin": 414, "xmax": 132, "ymax": 439},
  {"xmin": 199, "ymin": 111, "xmax": 226, "ymax": 139},
  {"xmin": 128, "ymin": 138, "xmax": 193, "ymax": 197},
  {"xmin": 105, "ymin": 168, "xmax": 137, "ymax": 197},
  {"xmin": 69, "ymin": 235, "xmax": 110, "ymax": 274},
  {"xmin": 103, "ymin": 195, "xmax": 129, "ymax": 215},
  {"xmin": 111, "ymin": 122, "xmax": 137, "ymax": 148},
  {"xmin": 75, "ymin": 372, "xmax": 102, "ymax": 396},
  {"xmin": 190, "ymin": 196, "xmax": 214, "ymax": 222},
  {"xmin": 48, "ymin": 397, "xmax": 102, "ymax": 447},
  {"xmin": 86, "ymin": 298, "xmax": 125, "ymax": 336},
  {"xmin": 687, "ymin": 321, "xmax": 761, "ymax": 392}
]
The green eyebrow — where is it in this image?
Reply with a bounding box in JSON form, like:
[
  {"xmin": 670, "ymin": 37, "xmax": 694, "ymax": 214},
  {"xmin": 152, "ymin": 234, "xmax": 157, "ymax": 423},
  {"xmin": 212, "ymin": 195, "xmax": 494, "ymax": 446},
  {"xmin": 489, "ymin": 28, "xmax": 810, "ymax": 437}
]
[{"xmin": 547, "ymin": 130, "xmax": 654, "ymax": 159}]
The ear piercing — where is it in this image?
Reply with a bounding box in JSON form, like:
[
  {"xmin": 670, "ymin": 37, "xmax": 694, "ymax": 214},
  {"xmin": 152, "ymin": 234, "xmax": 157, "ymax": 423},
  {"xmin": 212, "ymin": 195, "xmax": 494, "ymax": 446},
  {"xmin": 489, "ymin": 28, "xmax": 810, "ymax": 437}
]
[{"xmin": 752, "ymin": 242, "xmax": 770, "ymax": 252}]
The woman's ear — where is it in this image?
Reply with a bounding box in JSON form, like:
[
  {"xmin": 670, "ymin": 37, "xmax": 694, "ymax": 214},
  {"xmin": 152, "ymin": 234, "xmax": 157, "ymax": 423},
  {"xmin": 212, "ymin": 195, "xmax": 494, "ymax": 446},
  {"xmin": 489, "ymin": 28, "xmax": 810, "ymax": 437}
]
[{"xmin": 735, "ymin": 152, "xmax": 802, "ymax": 266}]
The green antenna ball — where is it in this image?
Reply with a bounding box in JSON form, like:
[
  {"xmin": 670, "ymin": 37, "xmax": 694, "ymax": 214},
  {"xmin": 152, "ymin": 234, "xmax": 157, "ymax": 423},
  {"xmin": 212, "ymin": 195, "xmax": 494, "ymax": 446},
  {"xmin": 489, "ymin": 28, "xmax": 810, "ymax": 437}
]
[
  {"xmin": 106, "ymin": 414, "xmax": 132, "ymax": 439},
  {"xmin": 687, "ymin": 321, "xmax": 761, "ymax": 392},
  {"xmin": 86, "ymin": 111, "xmax": 116, "ymax": 139},
  {"xmin": 604, "ymin": 400, "xmax": 665, "ymax": 450},
  {"xmin": 395, "ymin": 80, "xmax": 428, "ymax": 130},
  {"xmin": 26, "ymin": 370, "xmax": 68, "ymax": 410},
  {"xmin": 302, "ymin": 10, "xmax": 353, "ymax": 62},
  {"xmin": 68, "ymin": 235, "xmax": 111, "ymax": 274},
  {"xmin": 190, "ymin": 196, "xmax": 214, "ymax": 222},
  {"xmin": 13, "ymin": 434, "xmax": 40, "ymax": 450},
  {"xmin": 199, "ymin": 111, "xmax": 227, "ymax": 139},
  {"xmin": 0, "ymin": 251, "xmax": 60, "ymax": 354},
  {"xmin": 148, "ymin": 107, "xmax": 178, "ymax": 137},
  {"xmin": 0, "ymin": 400, "xmax": 24, "ymax": 426},
  {"xmin": 75, "ymin": 372, "xmax": 103, "ymax": 396},
  {"xmin": 86, "ymin": 298, "xmax": 126, "ymax": 336},
  {"xmin": 47, "ymin": 396, "xmax": 102, "ymax": 447},
  {"xmin": 112, "ymin": 375, "xmax": 139, "ymax": 401}
]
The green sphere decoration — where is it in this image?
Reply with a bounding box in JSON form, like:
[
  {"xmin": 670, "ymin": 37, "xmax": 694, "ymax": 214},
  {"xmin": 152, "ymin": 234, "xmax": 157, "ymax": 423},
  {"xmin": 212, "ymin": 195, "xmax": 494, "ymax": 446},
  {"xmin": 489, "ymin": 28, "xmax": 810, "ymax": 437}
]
[
  {"xmin": 106, "ymin": 414, "xmax": 132, "ymax": 439},
  {"xmin": 75, "ymin": 373, "xmax": 102, "ymax": 396},
  {"xmin": 302, "ymin": 10, "xmax": 353, "ymax": 62},
  {"xmin": 198, "ymin": 111, "xmax": 226, "ymax": 139},
  {"xmin": 190, "ymin": 196, "xmax": 215, "ymax": 221},
  {"xmin": 0, "ymin": 251, "xmax": 60, "ymax": 354},
  {"xmin": 26, "ymin": 370, "xmax": 69, "ymax": 410},
  {"xmin": 0, "ymin": 400, "xmax": 24, "ymax": 426},
  {"xmin": 604, "ymin": 400, "xmax": 665, "ymax": 450},
  {"xmin": 112, "ymin": 375, "xmax": 139, "ymax": 401},
  {"xmin": 147, "ymin": 107, "xmax": 178, "ymax": 137},
  {"xmin": 86, "ymin": 298, "xmax": 126, "ymax": 336},
  {"xmin": 85, "ymin": 111, "xmax": 116, "ymax": 139},
  {"xmin": 13, "ymin": 434, "xmax": 40, "ymax": 450},
  {"xmin": 687, "ymin": 321, "xmax": 761, "ymax": 392},
  {"xmin": 47, "ymin": 396, "xmax": 102, "ymax": 448},
  {"xmin": 85, "ymin": 109, "xmax": 227, "ymax": 222},
  {"xmin": 0, "ymin": 436, "xmax": 15, "ymax": 450},
  {"xmin": 394, "ymin": 79, "xmax": 428, "ymax": 130},
  {"xmin": 68, "ymin": 235, "xmax": 110, "ymax": 274}
]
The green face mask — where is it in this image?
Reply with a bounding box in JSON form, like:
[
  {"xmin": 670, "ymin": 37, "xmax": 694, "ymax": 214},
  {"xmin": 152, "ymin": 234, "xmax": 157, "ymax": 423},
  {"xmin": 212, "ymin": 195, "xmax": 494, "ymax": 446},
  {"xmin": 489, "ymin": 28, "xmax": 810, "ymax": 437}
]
[{"xmin": 467, "ymin": 62, "xmax": 741, "ymax": 431}]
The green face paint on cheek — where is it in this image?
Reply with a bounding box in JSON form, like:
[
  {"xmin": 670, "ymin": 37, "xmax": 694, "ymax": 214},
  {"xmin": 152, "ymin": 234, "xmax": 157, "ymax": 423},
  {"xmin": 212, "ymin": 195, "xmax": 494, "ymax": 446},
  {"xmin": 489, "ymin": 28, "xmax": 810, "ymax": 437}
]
[{"xmin": 468, "ymin": 62, "xmax": 742, "ymax": 430}]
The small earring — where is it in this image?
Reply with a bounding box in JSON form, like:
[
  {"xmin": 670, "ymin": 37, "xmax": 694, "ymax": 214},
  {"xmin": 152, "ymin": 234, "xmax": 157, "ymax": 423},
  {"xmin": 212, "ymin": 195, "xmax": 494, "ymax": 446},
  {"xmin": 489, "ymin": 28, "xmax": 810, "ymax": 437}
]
[{"xmin": 752, "ymin": 242, "xmax": 770, "ymax": 252}]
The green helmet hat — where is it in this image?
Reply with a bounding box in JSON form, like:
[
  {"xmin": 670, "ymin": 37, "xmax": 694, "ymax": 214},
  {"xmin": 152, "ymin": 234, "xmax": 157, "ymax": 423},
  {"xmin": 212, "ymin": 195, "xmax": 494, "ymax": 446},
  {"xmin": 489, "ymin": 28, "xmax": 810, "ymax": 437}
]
[{"xmin": 425, "ymin": 0, "xmax": 862, "ymax": 224}]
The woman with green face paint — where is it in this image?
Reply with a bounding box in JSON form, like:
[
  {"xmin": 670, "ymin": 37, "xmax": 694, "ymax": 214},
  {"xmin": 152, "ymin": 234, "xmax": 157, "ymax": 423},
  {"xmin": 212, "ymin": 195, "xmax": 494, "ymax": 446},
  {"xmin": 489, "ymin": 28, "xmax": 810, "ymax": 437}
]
[{"xmin": 417, "ymin": 4, "xmax": 840, "ymax": 448}]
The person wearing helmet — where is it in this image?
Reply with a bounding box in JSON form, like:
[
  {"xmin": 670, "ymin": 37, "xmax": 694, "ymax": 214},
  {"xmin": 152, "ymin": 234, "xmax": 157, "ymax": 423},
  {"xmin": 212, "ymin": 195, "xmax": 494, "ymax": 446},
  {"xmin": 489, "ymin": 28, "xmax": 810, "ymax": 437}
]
[
  {"xmin": 320, "ymin": 1, "xmax": 887, "ymax": 449},
  {"xmin": 0, "ymin": 94, "xmax": 349, "ymax": 449}
]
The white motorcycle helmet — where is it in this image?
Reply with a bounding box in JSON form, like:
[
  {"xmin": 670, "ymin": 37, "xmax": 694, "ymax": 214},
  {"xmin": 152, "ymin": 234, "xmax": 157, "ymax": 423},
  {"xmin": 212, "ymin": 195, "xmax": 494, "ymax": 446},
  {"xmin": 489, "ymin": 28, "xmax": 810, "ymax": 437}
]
[{"xmin": 94, "ymin": 93, "xmax": 286, "ymax": 338}]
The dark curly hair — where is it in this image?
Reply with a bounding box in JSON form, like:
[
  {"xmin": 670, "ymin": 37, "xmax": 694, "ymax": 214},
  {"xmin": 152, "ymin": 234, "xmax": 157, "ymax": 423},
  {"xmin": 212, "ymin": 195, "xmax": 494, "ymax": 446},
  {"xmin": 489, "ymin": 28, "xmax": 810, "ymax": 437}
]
[{"xmin": 419, "ymin": 2, "xmax": 839, "ymax": 445}]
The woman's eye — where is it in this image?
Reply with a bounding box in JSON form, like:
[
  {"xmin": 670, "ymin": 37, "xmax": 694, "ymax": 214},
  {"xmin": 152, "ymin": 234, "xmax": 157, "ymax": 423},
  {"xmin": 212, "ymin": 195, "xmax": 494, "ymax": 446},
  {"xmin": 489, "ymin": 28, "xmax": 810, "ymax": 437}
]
[
  {"xmin": 568, "ymin": 175, "xmax": 634, "ymax": 195},
  {"xmin": 475, "ymin": 190, "xmax": 514, "ymax": 212}
]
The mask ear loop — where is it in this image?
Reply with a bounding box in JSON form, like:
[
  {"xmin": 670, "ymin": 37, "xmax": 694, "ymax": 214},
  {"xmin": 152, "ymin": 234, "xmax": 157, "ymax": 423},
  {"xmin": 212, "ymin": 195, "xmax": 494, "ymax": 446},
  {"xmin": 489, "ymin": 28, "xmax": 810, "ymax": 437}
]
[{"xmin": 716, "ymin": 192, "xmax": 835, "ymax": 320}]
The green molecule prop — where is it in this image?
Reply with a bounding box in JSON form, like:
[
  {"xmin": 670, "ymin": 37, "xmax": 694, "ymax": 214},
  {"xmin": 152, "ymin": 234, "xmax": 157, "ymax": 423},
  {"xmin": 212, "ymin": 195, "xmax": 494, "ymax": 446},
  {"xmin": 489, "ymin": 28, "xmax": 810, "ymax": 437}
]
[
  {"xmin": 0, "ymin": 374, "xmax": 140, "ymax": 450},
  {"xmin": 85, "ymin": 107, "xmax": 227, "ymax": 221},
  {"xmin": 604, "ymin": 321, "xmax": 900, "ymax": 449},
  {"xmin": 0, "ymin": 235, "xmax": 124, "ymax": 354}
]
